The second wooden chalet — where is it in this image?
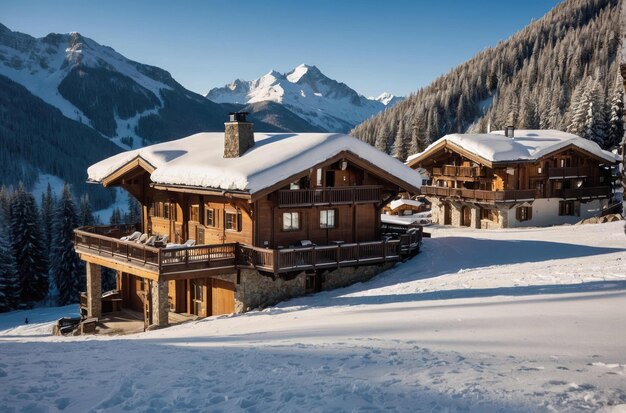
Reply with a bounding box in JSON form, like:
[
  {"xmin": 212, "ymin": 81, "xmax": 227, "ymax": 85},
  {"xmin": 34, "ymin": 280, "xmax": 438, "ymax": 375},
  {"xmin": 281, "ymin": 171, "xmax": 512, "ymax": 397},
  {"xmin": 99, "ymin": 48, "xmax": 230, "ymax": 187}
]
[
  {"xmin": 74, "ymin": 113, "xmax": 422, "ymax": 328},
  {"xmin": 407, "ymin": 128, "xmax": 621, "ymax": 229}
]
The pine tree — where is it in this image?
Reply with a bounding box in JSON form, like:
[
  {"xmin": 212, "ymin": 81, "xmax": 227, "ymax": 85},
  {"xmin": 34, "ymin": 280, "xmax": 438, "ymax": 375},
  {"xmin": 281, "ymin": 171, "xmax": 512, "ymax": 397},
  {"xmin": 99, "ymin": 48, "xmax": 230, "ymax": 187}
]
[
  {"xmin": 607, "ymin": 76, "xmax": 624, "ymax": 149},
  {"xmin": 40, "ymin": 183, "xmax": 55, "ymax": 252},
  {"xmin": 10, "ymin": 184, "xmax": 48, "ymax": 306},
  {"xmin": 109, "ymin": 207, "xmax": 122, "ymax": 225},
  {"xmin": 374, "ymin": 123, "xmax": 390, "ymax": 153},
  {"xmin": 79, "ymin": 194, "xmax": 95, "ymax": 226},
  {"xmin": 0, "ymin": 186, "xmax": 11, "ymax": 222},
  {"xmin": 0, "ymin": 214, "xmax": 19, "ymax": 312},
  {"xmin": 125, "ymin": 196, "xmax": 141, "ymax": 225},
  {"xmin": 391, "ymin": 120, "xmax": 407, "ymax": 161},
  {"xmin": 50, "ymin": 185, "xmax": 82, "ymax": 306}
]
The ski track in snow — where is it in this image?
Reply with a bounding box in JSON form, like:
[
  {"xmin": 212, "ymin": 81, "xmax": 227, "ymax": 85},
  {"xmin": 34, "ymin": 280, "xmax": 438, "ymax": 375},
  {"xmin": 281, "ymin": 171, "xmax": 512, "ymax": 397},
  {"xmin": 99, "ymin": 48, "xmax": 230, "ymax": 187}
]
[{"xmin": 1, "ymin": 222, "xmax": 626, "ymax": 412}]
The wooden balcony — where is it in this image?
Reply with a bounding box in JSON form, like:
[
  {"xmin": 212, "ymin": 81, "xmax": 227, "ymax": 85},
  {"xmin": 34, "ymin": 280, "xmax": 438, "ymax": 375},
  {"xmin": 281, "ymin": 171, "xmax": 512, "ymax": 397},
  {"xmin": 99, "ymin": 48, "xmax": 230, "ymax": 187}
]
[
  {"xmin": 278, "ymin": 185, "xmax": 382, "ymax": 207},
  {"xmin": 548, "ymin": 166, "xmax": 592, "ymax": 178},
  {"xmin": 432, "ymin": 165, "xmax": 483, "ymax": 178},
  {"xmin": 550, "ymin": 186, "xmax": 611, "ymax": 199},
  {"xmin": 74, "ymin": 225, "xmax": 421, "ymax": 279},
  {"xmin": 420, "ymin": 186, "xmax": 536, "ymax": 203}
]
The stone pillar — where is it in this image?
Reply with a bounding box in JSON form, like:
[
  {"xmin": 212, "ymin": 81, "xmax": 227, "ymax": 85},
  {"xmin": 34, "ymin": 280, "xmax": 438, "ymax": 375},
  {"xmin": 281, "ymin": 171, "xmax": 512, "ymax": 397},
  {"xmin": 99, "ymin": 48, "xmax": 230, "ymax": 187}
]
[
  {"xmin": 450, "ymin": 203, "xmax": 462, "ymax": 227},
  {"xmin": 86, "ymin": 263, "xmax": 102, "ymax": 319},
  {"xmin": 151, "ymin": 279, "xmax": 169, "ymax": 327},
  {"xmin": 470, "ymin": 206, "xmax": 481, "ymax": 229}
]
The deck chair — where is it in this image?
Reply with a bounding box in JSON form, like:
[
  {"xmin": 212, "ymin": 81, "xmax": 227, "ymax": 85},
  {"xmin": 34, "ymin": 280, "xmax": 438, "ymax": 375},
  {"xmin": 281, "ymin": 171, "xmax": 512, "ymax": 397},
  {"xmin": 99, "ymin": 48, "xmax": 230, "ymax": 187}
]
[
  {"xmin": 153, "ymin": 235, "xmax": 168, "ymax": 248},
  {"xmin": 136, "ymin": 233, "xmax": 148, "ymax": 244},
  {"xmin": 183, "ymin": 239, "xmax": 196, "ymax": 247},
  {"xmin": 144, "ymin": 235, "xmax": 158, "ymax": 246},
  {"xmin": 120, "ymin": 231, "xmax": 142, "ymax": 242}
]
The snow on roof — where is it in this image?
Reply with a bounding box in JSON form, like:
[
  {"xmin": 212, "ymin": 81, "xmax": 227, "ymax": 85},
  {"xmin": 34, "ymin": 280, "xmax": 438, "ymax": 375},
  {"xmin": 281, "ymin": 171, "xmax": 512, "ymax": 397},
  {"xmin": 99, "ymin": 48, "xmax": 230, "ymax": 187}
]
[
  {"xmin": 388, "ymin": 198, "xmax": 423, "ymax": 210},
  {"xmin": 88, "ymin": 132, "xmax": 423, "ymax": 195},
  {"xmin": 410, "ymin": 130, "xmax": 620, "ymax": 164}
]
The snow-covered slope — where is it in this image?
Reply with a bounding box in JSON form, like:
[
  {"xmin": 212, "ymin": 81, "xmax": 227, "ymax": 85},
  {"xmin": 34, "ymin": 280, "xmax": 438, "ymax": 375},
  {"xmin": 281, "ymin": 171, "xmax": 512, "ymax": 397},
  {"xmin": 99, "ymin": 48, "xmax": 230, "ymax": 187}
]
[
  {"xmin": 207, "ymin": 64, "xmax": 401, "ymax": 132},
  {"xmin": 1, "ymin": 221, "xmax": 625, "ymax": 412},
  {"xmin": 0, "ymin": 23, "xmax": 170, "ymax": 144}
]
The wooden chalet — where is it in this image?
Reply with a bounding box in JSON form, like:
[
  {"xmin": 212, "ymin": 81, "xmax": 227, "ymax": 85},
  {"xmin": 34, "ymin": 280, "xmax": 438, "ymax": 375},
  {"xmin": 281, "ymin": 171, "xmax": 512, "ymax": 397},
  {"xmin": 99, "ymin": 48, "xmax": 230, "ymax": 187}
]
[
  {"xmin": 407, "ymin": 128, "xmax": 621, "ymax": 229},
  {"xmin": 74, "ymin": 113, "xmax": 422, "ymax": 328}
]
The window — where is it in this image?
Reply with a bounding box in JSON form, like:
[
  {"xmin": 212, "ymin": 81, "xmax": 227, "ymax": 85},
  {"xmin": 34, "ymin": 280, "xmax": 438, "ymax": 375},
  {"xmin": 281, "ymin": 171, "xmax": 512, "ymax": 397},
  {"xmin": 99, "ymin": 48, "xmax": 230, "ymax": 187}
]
[
  {"xmin": 559, "ymin": 201, "xmax": 575, "ymax": 216},
  {"xmin": 225, "ymin": 210, "xmax": 241, "ymax": 231},
  {"xmin": 316, "ymin": 169, "xmax": 323, "ymax": 186},
  {"xmin": 190, "ymin": 205, "xmax": 200, "ymax": 222},
  {"xmin": 290, "ymin": 181, "xmax": 301, "ymax": 190},
  {"xmin": 282, "ymin": 212, "xmax": 300, "ymax": 231},
  {"xmin": 205, "ymin": 208, "xmax": 215, "ymax": 227},
  {"xmin": 320, "ymin": 209, "xmax": 336, "ymax": 228},
  {"xmin": 163, "ymin": 202, "xmax": 170, "ymax": 219},
  {"xmin": 537, "ymin": 166, "xmax": 542, "ymax": 174},
  {"xmin": 516, "ymin": 206, "xmax": 532, "ymax": 222}
]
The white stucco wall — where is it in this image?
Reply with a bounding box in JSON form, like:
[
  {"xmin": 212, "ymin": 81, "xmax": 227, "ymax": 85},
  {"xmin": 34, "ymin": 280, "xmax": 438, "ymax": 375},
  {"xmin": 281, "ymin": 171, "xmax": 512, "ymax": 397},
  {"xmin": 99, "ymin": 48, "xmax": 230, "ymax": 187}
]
[{"xmin": 505, "ymin": 198, "xmax": 608, "ymax": 228}]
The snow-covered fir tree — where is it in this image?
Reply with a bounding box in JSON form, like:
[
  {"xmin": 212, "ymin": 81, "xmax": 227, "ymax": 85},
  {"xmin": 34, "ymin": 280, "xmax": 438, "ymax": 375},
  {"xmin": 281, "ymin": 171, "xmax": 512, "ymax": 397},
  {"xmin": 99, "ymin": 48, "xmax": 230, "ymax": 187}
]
[
  {"xmin": 10, "ymin": 184, "xmax": 48, "ymax": 306},
  {"xmin": 40, "ymin": 183, "xmax": 55, "ymax": 252},
  {"xmin": 50, "ymin": 185, "xmax": 82, "ymax": 306},
  {"xmin": 392, "ymin": 120, "xmax": 407, "ymax": 161},
  {"xmin": 125, "ymin": 196, "xmax": 141, "ymax": 225},
  {"xmin": 607, "ymin": 76, "xmax": 624, "ymax": 149},
  {"xmin": 0, "ymin": 214, "xmax": 19, "ymax": 312},
  {"xmin": 0, "ymin": 186, "xmax": 11, "ymax": 222},
  {"xmin": 79, "ymin": 194, "xmax": 96, "ymax": 226},
  {"xmin": 110, "ymin": 207, "xmax": 122, "ymax": 225}
]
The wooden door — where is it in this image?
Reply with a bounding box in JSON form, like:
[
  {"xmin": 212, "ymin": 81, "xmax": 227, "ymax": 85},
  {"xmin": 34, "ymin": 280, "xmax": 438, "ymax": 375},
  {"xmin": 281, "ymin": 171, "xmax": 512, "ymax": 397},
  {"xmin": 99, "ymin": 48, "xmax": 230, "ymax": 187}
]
[
  {"xmin": 191, "ymin": 278, "xmax": 207, "ymax": 317},
  {"xmin": 128, "ymin": 275, "xmax": 145, "ymax": 312},
  {"xmin": 211, "ymin": 279, "xmax": 235, "ymax": 316},
  {"xmin": 461, "ymin": 206, "xmax": 471, "ymax": 227},
  {"xmin": 444, "ymin": 203, "xmax": 452, "ymax": 225}
]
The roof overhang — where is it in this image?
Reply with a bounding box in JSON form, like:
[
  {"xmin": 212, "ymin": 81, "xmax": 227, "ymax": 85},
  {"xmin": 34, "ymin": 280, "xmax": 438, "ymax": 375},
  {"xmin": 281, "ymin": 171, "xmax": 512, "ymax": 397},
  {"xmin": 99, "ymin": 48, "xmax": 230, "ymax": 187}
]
[
  {"xmin": 99, "ymin": 156, "xmax": 156, "ymax": 188},
  {"xmin": 250, "ymin": 150, "xmax": 421, "ymax": 201},
  {"xmin": 407, "ymin": 140, "xmax": 493, "ymax": 169}
]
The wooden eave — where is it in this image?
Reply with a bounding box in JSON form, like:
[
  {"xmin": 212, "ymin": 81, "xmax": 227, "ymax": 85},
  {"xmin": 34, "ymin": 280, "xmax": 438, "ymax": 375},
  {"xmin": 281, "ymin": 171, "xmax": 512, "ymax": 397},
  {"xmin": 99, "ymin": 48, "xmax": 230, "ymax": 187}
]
[
  {"xmin": 250, "ymin": 150, "xmax": 421, "ymax": 201},
  {"xmin": 100, "ymin": 156, "xmax": 156, "ymax": 188},
  {"xmin": 150, "ymin": 183, "xmax": 252, "ymax": 200},
  {"xmin": 409, "ymin": 140, "xmax": 618, "ymax": 170},
  {"xmin": 407, "ymin": 140, "xmax": 493, "ymax": 169}
]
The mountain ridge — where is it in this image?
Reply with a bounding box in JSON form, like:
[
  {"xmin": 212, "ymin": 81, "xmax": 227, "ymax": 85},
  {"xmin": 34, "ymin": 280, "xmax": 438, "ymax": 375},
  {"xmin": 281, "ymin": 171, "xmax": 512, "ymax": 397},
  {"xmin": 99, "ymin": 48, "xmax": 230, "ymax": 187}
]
[{"xmin": 207, "ymin": 63, "xmax": 402, "ymax": 132}]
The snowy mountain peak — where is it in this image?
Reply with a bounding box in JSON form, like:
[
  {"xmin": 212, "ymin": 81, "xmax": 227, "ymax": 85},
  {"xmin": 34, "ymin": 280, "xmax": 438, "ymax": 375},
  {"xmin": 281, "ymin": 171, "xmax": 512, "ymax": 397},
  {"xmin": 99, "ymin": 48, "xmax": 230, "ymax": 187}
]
[
  {"xmin": 206, "ymin": 64, "xmax": 397, "ymax": 132},
  {"xmin": 286, "ymin": 64, "xmax": 321, "ymax": 83},
  {"xmin": 369, "ymin": 92, "xmax": 403, "ymax": 106}
]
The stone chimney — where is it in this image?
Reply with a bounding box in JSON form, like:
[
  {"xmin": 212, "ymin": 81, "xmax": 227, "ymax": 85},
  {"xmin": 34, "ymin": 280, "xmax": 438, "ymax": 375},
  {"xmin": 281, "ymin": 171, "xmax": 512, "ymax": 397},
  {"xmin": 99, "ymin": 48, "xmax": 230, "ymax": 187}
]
[
  {"xmin": 505, "ymin": 125, "xmax": 515, "ymax": 138},
  {"xmin": 224, "ymin": 112, "xmax": 254, "ymax": 158}
]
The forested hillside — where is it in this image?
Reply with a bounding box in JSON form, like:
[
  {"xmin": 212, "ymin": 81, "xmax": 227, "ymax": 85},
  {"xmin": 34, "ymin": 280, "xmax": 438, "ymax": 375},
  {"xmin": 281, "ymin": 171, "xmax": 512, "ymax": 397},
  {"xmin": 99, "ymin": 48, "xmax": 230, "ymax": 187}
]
[
  {"xmin": 352, "ymin": 0, "xmax": 624, "ymax": 160},
  {"xmin": 0, "ymin": 75, "xmax": 121, "ymax": 207}
]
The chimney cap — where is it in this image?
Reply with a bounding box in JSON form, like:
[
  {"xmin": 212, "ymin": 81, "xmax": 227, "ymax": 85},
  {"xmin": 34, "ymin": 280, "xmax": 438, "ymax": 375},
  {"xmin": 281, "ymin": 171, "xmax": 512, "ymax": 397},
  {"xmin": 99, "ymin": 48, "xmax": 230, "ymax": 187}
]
[
  {"xmin": 229, "ymin": 112, "xmax": 249, "ymax": 123},
  {"xmin": 505, "ymin": 125, "xmax": 515, "ymax": 138}
]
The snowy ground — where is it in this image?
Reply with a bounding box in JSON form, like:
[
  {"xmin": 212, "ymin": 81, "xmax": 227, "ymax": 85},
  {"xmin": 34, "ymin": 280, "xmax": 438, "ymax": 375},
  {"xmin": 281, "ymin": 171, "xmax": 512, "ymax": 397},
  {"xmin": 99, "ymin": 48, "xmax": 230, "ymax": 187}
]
[{"xmin": 1, "ymin": 222, "xmax": 625, "ymax": 412}]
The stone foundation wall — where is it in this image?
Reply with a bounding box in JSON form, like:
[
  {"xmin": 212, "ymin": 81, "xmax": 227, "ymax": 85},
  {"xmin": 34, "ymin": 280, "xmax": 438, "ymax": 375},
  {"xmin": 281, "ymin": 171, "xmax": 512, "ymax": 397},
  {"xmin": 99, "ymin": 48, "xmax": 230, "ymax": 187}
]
[
  {"xmin": 235, "ymin": 270, "xmax": 307, "ymax": 312},
  {"xmin": 322, "ymin": 263, "xmax": 396, "ymax": 291},
  {"xmin": 208, "ymin": 263, "xmax": 397, "ymax": 313}
]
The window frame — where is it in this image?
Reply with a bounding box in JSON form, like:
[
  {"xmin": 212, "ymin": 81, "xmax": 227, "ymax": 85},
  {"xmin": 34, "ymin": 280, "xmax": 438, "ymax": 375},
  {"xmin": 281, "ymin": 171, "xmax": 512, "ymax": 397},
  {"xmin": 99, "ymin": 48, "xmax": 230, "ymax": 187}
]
[
  {"xmin": 225, "ymin": 210, "xmax": 242, "ymax": 232},
  {"xmin": 282, "ymin": 211, "xmax": 301, "ymax": 232},
  {"xmin": 319, "ymin": 209, "xmax": 336, "ymax": 229},
  {"xmin": 205, "ymin": 208, "xmax": 215, "ymax": 227}
]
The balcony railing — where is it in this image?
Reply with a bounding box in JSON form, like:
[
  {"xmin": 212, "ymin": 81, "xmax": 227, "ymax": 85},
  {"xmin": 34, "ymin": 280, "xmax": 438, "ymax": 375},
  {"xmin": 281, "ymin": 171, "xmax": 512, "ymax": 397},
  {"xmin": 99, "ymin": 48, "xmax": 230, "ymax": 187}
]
[
  {"xmin": 278, "ymin": 186, "xmax": 382, "ymax": 207},
  {"xmin": 74, "ymin": 225, "xmax": 421, "ymax": 277},
  {"xmin": 420, "ymin": 186, "xmax": 536, "ymax": 202},
  {"xmin": 432, "ymin": 165, "xmax": 483, "ymax": 178},
  {"xmin": 548, "ymin": 166, "xmax": 592, "ymax": 178},
  {"xmin": 550, "ymin": 186, "xmax": 611, "ymax": 199}
]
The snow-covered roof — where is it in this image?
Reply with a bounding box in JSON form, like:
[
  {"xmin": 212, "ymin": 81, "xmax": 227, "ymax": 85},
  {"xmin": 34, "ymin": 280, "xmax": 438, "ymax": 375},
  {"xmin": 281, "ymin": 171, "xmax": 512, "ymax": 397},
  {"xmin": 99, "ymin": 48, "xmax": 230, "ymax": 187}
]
[
  {"xmin": 88, "ymin": 132, "xmax": 423, "ymax": 195},
  {"xmin": 388, "ymin": 199, "xmax": 423, "ymax": 210},
  {"xmin": 408, "ymin": 130, "xmax": 620, "ymax": 165}
]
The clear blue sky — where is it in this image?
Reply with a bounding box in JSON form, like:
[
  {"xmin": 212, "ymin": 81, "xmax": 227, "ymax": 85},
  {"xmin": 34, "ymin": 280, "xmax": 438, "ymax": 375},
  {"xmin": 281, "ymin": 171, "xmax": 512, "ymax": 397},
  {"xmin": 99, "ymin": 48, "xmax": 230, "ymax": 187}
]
[{"xmin": 2, "ymin": 0, "xmax": 561, "ymax": 97}]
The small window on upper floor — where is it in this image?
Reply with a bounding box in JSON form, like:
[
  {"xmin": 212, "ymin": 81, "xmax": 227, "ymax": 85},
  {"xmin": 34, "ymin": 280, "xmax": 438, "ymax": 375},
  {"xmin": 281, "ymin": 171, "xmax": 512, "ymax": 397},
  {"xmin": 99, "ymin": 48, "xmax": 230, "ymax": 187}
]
[
  {"xmin": 225, "ymin": 210, "xmax": 241, "ymax": 232},
  {"xmin": 205, "ymin": 208, "xmax": 215, "ymax": 227}
]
